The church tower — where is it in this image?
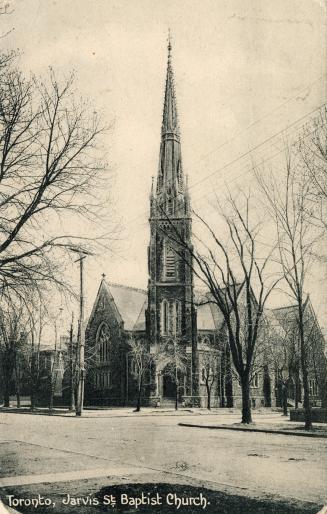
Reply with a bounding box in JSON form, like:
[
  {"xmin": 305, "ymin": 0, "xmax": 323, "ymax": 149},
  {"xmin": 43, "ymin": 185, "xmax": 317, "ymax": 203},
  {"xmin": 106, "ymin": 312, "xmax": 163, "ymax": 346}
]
[{"xmin": 147, "ymin": 37, "xmax": 196, "ymax": 400}]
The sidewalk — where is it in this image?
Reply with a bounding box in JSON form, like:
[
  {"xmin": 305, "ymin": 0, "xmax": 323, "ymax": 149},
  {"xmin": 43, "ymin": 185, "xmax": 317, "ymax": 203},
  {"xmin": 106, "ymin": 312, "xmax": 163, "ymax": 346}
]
[
  {"xmin": 0, "ymin": 405, "xmax": 281, "ymax": 417},
  {"xmin": 0, "ymin": 406, "xmax": 199, "ymax": 417},
  {"xmin": 0, "ymin": 405, "xmax": 248, "ymax": 418},
  {"xmin": 179, "ymin": 416, "xmax": 327, "ymax": 438},
  {"xmin": 2, "ymin": 406, "xmax": 327, "ymax": 437}
]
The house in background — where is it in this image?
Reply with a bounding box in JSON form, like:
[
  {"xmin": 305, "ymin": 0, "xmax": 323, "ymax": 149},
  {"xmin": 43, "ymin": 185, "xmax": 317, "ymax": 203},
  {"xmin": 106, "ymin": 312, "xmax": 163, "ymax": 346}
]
[{"xmin": 273, "ymin": 297, "xmax": 327, "ymax": 408}]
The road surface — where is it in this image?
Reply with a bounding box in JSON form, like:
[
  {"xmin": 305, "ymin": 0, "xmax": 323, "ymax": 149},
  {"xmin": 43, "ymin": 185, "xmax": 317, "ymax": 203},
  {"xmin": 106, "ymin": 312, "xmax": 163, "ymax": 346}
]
[{"xmin": 0, "ymin": 410, "xmax": 326, "ymax": 512}]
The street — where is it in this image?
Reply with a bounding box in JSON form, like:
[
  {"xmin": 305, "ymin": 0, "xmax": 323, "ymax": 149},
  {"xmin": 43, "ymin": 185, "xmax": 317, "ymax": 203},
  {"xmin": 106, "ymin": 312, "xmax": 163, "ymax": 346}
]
[{"xmin": 0, "ymin": 410, "xmax": 326, "ymax": 513}]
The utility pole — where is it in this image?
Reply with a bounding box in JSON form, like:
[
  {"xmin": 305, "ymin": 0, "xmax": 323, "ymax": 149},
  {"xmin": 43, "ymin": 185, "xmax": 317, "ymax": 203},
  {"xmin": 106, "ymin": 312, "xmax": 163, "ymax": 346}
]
[
  {"xmin": 69, "ymin": 312, "xmax": 76, "ymax": 411},
  {"xmin": 49, "ymin": 307, "xmax": 63, "ymax": 412},
  {"xmin": 76, "ymin": 252, "xmax": 86, "ymax": 416},
  {"xmin": 70, "ymin": 247, "xmax": 93, "ymax": 417}
]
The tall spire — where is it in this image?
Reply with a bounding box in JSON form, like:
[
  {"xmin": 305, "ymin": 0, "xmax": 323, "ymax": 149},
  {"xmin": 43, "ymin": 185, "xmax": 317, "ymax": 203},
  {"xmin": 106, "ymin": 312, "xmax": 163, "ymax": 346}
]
[
  {"xmin": 153, "ymin": 33, "xmax": 189, "ymax": 216},
  {"xmin": 161, "ymin": 30, "xmax": 180, "ymax": 139}
]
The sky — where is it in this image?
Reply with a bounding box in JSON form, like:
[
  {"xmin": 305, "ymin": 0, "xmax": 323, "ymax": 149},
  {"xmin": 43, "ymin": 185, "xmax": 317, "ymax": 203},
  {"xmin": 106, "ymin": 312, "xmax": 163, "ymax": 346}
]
[{"xmin": 2, "ymin": 0, "xmax": 327, "ymax": 340}]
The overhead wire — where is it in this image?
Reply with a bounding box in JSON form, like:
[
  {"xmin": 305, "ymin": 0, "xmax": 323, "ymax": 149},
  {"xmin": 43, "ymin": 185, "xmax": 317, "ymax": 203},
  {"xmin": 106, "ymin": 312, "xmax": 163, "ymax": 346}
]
[{"xmin": 125, "ymin": 98, "xmax": 327, "ymax": 229}]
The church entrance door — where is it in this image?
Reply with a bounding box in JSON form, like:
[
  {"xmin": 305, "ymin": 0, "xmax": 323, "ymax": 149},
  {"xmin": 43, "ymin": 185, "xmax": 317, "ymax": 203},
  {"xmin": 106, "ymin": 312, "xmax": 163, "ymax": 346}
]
[{"xmin": 163, "ymin": 373, "xmax": 175, "ymax": 398}]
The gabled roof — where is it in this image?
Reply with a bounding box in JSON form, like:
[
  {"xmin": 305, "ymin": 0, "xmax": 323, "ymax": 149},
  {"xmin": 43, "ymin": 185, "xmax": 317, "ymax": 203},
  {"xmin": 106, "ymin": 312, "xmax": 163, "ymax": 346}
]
[
  {"xmin": 273, "ymin": 297, "xmax": 325, "ymax": 342},
  {"xmin": 196, "ymin": 301, "xmax": 224, "ymax": 331},
  {"xmin": 272, "ymin": 304, "xmax": 298, "ymax": 335},
  {"xmin": 106, "ymin": 282, "xmax": 147, "ymax": 331},
  {"xmin": 133, "ymin": 298, "xmax": 147, "ymax": 331},
  {"xmin": 263, "ymin": 308, "xmax": 286, "ymax": 338},
  {"xmin": 195, "ymin": 286, "xmax": 243, "ymax": 332},
  {"xmin": 89, "ymin": 280, "xmax": 147, "ymax": 332},
  {"xmin": 197, "ymin": 303, "xmax": 216, "ymax": 331}
]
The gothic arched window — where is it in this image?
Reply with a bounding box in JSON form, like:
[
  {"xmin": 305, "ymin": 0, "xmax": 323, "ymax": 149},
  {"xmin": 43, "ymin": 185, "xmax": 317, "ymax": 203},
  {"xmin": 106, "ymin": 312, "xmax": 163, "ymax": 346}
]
[
  {"xmin": 167, "ymin": 198, "xmax": 174, "ymax": 215},
  {"xmin": 96, "ymin": 323, "xmax": 111, "ymax": 363},
  {"xmin": 164, "ymin": 241, "xmax": 176, "ymax": 280},
  {"xmin": 175, "ymin": 301, "xmax": 181, "ymax": 335},
  {"xmin": 161, "ymin": 300, "xmax": 169, "ymax": 335}
]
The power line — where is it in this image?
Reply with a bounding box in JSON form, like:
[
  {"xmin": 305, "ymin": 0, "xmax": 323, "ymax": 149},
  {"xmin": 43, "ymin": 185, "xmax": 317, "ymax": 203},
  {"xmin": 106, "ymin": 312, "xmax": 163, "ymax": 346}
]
[
  {"xmin": 188, "ymin": 73, "xmax": 326, "ymax": 166},
  {"xmin": 125, "ymin": 101, "xmax": 326, "ymax": 228},
  {"xmin": 188, "ymin": 103, "xmax": 324, "ymax": 192},
  {"xmin": 191, "ymin": 117, "xmax": 326, "ymax": 210}
]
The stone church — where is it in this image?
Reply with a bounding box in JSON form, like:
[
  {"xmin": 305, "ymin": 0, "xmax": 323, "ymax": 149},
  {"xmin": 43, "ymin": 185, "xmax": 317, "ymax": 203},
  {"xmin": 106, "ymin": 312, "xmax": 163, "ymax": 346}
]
[{"xmin": 84, "ymin": 42, "xmax": 324, "ymax": 409}]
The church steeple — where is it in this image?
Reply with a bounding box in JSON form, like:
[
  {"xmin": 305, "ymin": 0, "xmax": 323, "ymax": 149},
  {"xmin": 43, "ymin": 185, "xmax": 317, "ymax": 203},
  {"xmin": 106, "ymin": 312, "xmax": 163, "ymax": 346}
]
[
  {"xmin": 161, "ymin": 33, "xmax": 180, "ymax": 139},
  {"xmin": 154, "ymin": 34, "xmax": 188, "ymax": 216},
  {"xmin": 147, "ymin": 36, "xmax": 195, "ymax": 366}
]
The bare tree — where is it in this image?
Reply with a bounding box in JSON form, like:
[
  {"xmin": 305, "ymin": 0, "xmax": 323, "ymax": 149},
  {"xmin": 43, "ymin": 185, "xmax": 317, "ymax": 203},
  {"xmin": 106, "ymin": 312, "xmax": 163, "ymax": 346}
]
[
  {"xmin": 158, "ymin": 196, "xmax": 279, "ymax": 423},
  {"xmin": 256, "ymin": 145, "xmax": 321, "ymax": 429},
  {"xmin": 156, "ymin": 337, "xmax": 187, "ymax": 411},
  {"xmin": 299, "ymin": 106, "xmax": 327, "ymax": 228},
  {"xmin": 129, "ymin": 337, "xmax": 152, "ymax": 412},
  {"xmin": 200, "ymin": 350, "xmax": 219, "ymax": 410},
  {"xmin": 20, "ymin": 295, "xmax": 53, "ymax": 410},
  {"xmin": 248, "ymin": 316, "xmax": 275, "ymax": 408},
  {"xmin": 0, "ymin": 63, "xmax": 111, "ymax": 295},
  {"xmin": 0, "ymin": 295, "xmax": 27, "ymax": 406}
]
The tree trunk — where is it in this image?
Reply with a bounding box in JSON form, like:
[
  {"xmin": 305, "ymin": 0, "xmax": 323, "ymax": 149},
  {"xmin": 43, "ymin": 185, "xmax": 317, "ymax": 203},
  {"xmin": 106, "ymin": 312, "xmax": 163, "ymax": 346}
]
[
  {"xmin": 15, "ymin": 357, "xmax": 21, "ymax": 408},
  {"xmin": 220, "ymin": 350, "xmax": 225, "ymax": 407},
  {"xmin": 225, "ymin": 350, "xmax": 233, "ymax": 407},
  {"xmin": 70, "ymin": 386, "xmax": 76, "ymax": 412},
  {"xmin": 206, "ymin": 383, "xmax": 211, "ymax": 410},
  {"xmin": 175, "ymin": 380, "xmax": 178, "ymax": 411},
  {"xmin": 3, "ymin": 387, "xmax": 10, "ymax": 408},
  {"xmin": 30, "ymin": 351, "xmax": 36, "ymax": 411},
  {"xmin": 282, "ymin": 382, "xmax": 288, "ymax": 416},
  {"xmin": 302, "ymin": 364, "xmax": 312, "ymax": 430},
  {"xmin": 298, "ymin": 306, "xmax": 312, "ymax": 430},
  {"xmin": 263, "ymin": 365, "xmax": 271, "ymax": 407},
  {"xmin": 49, "ymin": 390, "xmax": 54, "ymax": 411},
  {"xmin": 241, "ymin": 375, "xmax": 252, "ymax": 424},
  {"xmin": 2, "ymin": 352, "xmax": 14, "ymax": 407},
  {"xmin": 135, "ymin": 375, "xmax": 142, "ymax": 412},
  {"xmin": 321, "ymin": 380, "xmax": 327, "ymax": 408},
  {"xmin": 30, "ymin": 371, "xmax": 37, "ymax": 410},
  {"xmin": 49, "ymin": 374, "xmax": 54, "ymax": 412},
  {"xmin": 295, "ymin": 367, "xmax": 299, "ymax": 409}
]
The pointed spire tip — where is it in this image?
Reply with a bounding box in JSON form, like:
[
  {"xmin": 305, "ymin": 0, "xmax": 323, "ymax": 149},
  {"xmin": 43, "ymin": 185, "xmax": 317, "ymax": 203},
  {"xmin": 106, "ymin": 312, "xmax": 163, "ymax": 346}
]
[{"xmin": 168, "ymin": 28, "xmax": 172, "ymax": 59}]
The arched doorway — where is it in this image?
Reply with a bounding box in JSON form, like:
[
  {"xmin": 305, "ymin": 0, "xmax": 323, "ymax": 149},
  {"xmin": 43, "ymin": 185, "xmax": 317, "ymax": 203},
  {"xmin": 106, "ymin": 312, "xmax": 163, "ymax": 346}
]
[{"xmin": 163, "ymin": 373, "xmax": 175, "ymax": 398}]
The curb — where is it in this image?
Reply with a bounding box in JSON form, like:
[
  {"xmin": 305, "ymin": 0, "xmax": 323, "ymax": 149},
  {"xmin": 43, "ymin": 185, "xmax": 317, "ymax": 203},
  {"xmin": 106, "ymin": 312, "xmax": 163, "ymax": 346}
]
[
  {"xmin": 0, "ymin": 408, "xmax": 198, "ymax": 418},
  {"xmin": 178, "ymin": 423, "xmax": 327, "ymax": 438}
]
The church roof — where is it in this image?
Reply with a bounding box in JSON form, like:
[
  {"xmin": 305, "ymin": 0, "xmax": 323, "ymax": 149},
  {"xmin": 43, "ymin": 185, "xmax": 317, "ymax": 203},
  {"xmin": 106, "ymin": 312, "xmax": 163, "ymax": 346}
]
[
  {"xmin": 105, "ymin": 282, "xmax": 221, "ymax": 332},
  {"xmin": 197, "ymin": 302, "xmax": 217, "ymax": 331},
  {"xmin": 104, "ymin": 281, "xmax": 147, "ymax": 332},
  {"xmin": 272, "ymin": 297, "xmax": 325, "ymax": 342},
  {"xmin": 272, "ymin": 299, "xmax": 308, "ymax": 333}
]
